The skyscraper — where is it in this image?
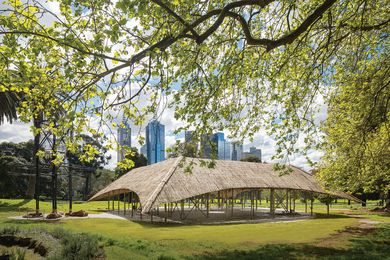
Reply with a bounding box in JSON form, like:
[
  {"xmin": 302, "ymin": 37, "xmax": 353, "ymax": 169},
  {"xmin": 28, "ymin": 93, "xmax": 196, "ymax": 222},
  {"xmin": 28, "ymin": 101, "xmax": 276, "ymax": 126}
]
[
  {"xmin": 231, "ymin": 141, "xmax": 243, "ymax": 161},
  {"xmin": 146, "ymin": 120, "xmax": 165, "ymax": 164},
  {"xmin": 249, "ymin": 146, "xmax": 262, "ymax": 161},
  {"xmin": 200, "ymin": 132, "xmax": 231, "ymax": 160},
  {"xmin": 140, "ymin": 144, "xmax": 147, "ymax": 158},
  {"xmin": 117, "ymin": 121, "xmax": 132, "ymax": 162},
  {"xmin": 185, "ymin": 131, "xmax": 194, "ymax": 143},
  {"xmin": 223, "ymin": 141, "xmax": 231, "ymax": 160},
  {"xmin": 213, "ymin": 132, "xmax": 225, "ymax": 159}
]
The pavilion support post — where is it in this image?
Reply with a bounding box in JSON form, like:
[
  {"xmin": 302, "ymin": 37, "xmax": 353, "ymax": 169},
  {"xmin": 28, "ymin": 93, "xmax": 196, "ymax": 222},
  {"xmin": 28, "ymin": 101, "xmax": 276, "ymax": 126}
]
[
  {"xmin": 231, "ymin": 189, "xmax": 234, "ymax": 218},
  {"xmin": 131, "ymin": 193, "xmax": 134, "ymax": 217},
  {"xmin": 251, "ymin": 189, "xmax": 255, "ymax": 219},
  {"xmin": 255, "ymin": 190, "xmax": 258, "ymax": 211},
  {"xmin": 225, "ymin": 190, "xmax": 228, "ymax": 219},
  {"xmin": 305, "ymin": 192, "xmax": 308, "ymax": 213},
  {"xmin": 310, "ymin": 197, "xmax": 314, "ymax": 216},
  {"xmin": 111, "ymin": 194, "xmax": 114, "ymax": 211},
  {"xmin": 259, "ymin": 190, "xmax": 262, "ymax": 205},
  {"xmin": 286, "ymin": 189, "xmax": 289, "ymax": 212},
  {"xmin": 181, "ymin": 200, "xmax": 185, "ymax": 220},
  {"xmin": 270, "ymin": 188, "xmax": 275, "ymax": 218},
  {"xmin": 117, "ymin": 195, "xmax": 120, "ymax": 213},
  {"xmin": 293, "ymin": 190, "xmax": 296, "ymax": 212},
  {"xmin": 206, "ymin": 194, "xmax": 210, "ymax": 218},
  {"xmin": 123, "ymin": 193, "xmax": 126, "ymax": 215},
  {"xmin": 164, "ymin": 203, "xmax": 167, "ymax": 222},
  {"xmin": 218, "ymin": 191, "xmax": 221, "ymax": 209},
  {"xmin": 107, "ymin": 197, "xmax": 110, "ymax": 211}
]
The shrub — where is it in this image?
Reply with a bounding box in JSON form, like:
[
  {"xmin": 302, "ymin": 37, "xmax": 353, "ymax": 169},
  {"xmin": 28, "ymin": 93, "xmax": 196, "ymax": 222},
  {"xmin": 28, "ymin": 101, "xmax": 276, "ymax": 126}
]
[{"xmin": 0, "ymin": 226, "xmax": 19, "ymax": 235}]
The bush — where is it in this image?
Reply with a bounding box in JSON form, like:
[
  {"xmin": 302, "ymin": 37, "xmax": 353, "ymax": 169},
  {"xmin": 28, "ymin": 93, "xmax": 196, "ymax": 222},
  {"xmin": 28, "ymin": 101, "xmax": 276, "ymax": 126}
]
[
  {"xmin": 48, "ymin": 228, "xmax": 103, "ymax": 260},
  {"xmin": 10, "ymin": 248, "xmax": 26, "ymax": 260},
  {"xmin": 0, "ymin": 226, "xmax": 19, "ymax": 235}
]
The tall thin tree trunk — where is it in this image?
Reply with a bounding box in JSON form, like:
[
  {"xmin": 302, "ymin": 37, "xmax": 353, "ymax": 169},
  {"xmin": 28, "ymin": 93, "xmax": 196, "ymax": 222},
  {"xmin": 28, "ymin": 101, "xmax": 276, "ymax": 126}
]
[
  {"xmin": 33, "ymin": 113, "xmax": 42, "ymax": 215},
  {"xmin": 68, "ymin": 166, "xmax": 73, "ymax": 213},
  {"xmin": 84, "ymin": 171, "xmax": 91, "ymax": 201},
  {"xmin": 51, "ymin": 131, "xmax": 57, "ymax": 213}
]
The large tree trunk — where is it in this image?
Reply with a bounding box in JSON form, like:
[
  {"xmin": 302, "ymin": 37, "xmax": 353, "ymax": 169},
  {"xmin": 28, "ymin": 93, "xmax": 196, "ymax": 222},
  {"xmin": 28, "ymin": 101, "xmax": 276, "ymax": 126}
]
[{"xmin": 386, "ymin": 190, "xmax": 390, "ymax": 210}]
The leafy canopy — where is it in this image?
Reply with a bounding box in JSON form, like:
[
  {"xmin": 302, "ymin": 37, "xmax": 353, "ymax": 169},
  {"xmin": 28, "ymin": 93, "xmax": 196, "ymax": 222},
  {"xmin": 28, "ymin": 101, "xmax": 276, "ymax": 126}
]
[{"xmin": 0, "ymin": 0, "xmax": 388, "ymax": 185}]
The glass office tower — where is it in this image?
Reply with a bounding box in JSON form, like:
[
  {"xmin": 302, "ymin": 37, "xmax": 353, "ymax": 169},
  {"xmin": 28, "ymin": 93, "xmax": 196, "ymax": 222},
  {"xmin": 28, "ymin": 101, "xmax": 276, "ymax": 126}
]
[{"xmin": 146, "ymin": 120, "xmax": 165, "ymax": 164}]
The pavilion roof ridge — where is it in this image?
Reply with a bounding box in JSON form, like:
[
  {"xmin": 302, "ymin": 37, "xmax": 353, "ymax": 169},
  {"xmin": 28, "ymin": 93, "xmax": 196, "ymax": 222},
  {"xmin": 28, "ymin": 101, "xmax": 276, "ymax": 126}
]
[{"xmin": 142, "ymin": 156, "xmax": 183, "ymax": 213}]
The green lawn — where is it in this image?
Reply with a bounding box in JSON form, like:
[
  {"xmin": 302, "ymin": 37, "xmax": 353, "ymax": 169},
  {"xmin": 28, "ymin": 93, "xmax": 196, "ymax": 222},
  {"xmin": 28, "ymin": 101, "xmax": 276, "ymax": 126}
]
[{"xmin": 0, "ymin": 199, "xmax": 389, "ymax": 259}]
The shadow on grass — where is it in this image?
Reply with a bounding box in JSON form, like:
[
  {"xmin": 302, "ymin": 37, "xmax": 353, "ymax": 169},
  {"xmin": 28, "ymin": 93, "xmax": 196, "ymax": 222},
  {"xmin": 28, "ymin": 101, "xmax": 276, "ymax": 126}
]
[
  {"xmin": 314, "ymin": 213, "xmax": 351, "ymax": 219},
  {"xmin": 0, "ymin": 199, "xmax": 32, "ymax": 212},
  {"xmin": 183, "ymin": 225, "xmax": 390, "ymax": 260}
]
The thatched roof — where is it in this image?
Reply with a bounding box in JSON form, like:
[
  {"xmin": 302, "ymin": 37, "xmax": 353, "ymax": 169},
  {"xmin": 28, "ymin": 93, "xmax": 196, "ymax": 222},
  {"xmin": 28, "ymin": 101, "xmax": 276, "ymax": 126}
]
[{"xmin": 90, "ymin": 157, "xmax": 363, "ymax": 213}]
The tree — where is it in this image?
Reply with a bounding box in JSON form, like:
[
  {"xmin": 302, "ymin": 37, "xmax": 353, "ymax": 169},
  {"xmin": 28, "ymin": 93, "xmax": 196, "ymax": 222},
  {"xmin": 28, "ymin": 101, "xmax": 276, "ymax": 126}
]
[
  {"xmin": 317, "ymin": 51, "xmax": 390, "ymax": 208},
  {"xmin": 241, "ymin": 156, "xmax": 262, "ymax": 163},
  {"xmin": 0, "ymin": 1, "xmax": 388, "ymax": 185},
  {"xmin": 0, "ymin": 92, "xmax": 20, "ymax": 125},
  {"xmin": 0, "ymin": 141, "xmax": 35, "ymax": 198},
  {"xmin": 115, "ymin": 147, "xmax": 147, "ymax": 178},
  {"xmin": 67, "ymin": 134, "xmax": 111, "ymax": 200}
]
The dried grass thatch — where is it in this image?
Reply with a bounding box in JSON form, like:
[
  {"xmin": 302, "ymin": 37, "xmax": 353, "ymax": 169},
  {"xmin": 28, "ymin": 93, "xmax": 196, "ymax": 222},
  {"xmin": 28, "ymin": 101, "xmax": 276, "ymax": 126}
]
[{"xmin": 90, "ymin": 157, "xmax": 362, "ymax": 213}]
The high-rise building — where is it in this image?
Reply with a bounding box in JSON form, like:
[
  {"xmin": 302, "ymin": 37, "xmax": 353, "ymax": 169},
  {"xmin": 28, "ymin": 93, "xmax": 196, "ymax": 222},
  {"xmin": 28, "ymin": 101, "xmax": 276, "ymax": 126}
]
[
  {"xmin": 249, "ymin": 146, "xmax": 262, "ymax": 161},
  {"xmin": 117, "ymin": 122, "xmax": 131, "ymax": 162},
  {"xmin": 223, "ymin": 141, "xmax": 231, "ymax": 160},
  {"xmin": 213, "ymin": 132, "xmax": 225, "ymax": 159},
  {"xmin": 185, "ymin": 131, "xmax": 194, "ymax": 143},
  {"xmin": 231, "ymin": 141, "xmax": 243, "ymax": 161},
  {"xmin": 200, "ymin": 132, "xmax": 232, "ymax": 160},
  {"xmin": 200, "ymin": 133, "xmax": 213, "ymax": 158},
  {"xmin": 146, "ymin": 120, "xmax": 165, "ymax": 164}
]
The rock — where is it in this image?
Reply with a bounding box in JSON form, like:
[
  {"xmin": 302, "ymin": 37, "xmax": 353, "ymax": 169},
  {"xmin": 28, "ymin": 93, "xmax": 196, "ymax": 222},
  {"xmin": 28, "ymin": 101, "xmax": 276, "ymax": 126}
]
[
  {"xmin": 22, "ymin": 212, "xmax": 43, "ymax": 218},
  {"xmin": 46, "ymin": 212, "xmax": 62, "ymax": 219},
  {"xmin": 65, "ymin": 210, "xmax": 88, "ymax": 217}
]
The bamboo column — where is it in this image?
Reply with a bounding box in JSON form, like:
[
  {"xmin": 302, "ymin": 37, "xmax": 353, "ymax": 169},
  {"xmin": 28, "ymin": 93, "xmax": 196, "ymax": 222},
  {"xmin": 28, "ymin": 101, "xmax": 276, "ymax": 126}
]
[
  {"xmin": 305, "ymin": 192, "xmax": 308, "ymax": 213},
  {"xmin": 310, "ymin": 197, "xmax": 314, "ymax": 216},
  {"xmin": 131, "ymin": 192, "xmax": 134, "ymax": 217},
  {"xmin": 231, "ymin": 189, "xmax": 234, "ymax": 218},
  {"xmin": 123, "ymin": 193, "xmax": 126, "ymax": 215},
  {"xmin": 117, "ymin": 195, "xmax": 120, "ymax": 213},
  {"xmin": 206, "ymin": 194, "xmax": 210, "ymax": 218},
  {"xmin": 164, "ymin": 203, "xmax": 167, "ymax": 222},
  {"xmin": 181, "ymin": 200, "xmax": 185, "ymax": 219},
  {"xmin": 292, "ymin": 190, "xmax": 296, "ymax": 212},
  {"xmin": 270, "ymin": 188, "xmax": 275, "ymax": 217}
]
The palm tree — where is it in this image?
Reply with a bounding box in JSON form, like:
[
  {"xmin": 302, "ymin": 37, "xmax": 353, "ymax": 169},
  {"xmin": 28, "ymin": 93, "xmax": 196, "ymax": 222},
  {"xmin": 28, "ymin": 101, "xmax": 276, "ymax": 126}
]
[{"xmin": 0, "ymin": 91, "xmax": 20, "ymax": 125}]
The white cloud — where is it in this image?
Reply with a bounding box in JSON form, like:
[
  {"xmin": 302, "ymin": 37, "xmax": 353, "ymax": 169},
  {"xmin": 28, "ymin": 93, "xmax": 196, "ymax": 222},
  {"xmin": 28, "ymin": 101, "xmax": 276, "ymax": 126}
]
[{"xmin": 0, "ymin": 121, "xmax": 32, "ymax": 143}]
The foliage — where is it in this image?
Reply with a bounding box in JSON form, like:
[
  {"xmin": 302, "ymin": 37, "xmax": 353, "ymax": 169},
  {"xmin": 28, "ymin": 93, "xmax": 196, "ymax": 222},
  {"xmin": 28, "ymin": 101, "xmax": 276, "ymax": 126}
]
[
  {"xmin": 0, "ymin": 91, "xmax": 21, "ymax": 125},
  {"xmin": 115, "ymin": 147, "xmax": 147, "ymax": 177},
  {"xmin": 0, "ymin": 141, "xmax": 37, "ymax": 198},
  {"xmin": 49, "ymin": 228, "xmax": 102, "ymax": 260},
  {"xmin": 167, "ymin": 141, "xmax": 198, "ymax": 158},
  {"xmin": 241, "ymin": 156, "xmax": 262, "ymax": 163},
  {"xmin": 317, "ymin": 50, "xmax": 390, "ymax": 197},
  {"xmin": 0, "ymin": 0, "xmax": 388, "ymax": 172}
]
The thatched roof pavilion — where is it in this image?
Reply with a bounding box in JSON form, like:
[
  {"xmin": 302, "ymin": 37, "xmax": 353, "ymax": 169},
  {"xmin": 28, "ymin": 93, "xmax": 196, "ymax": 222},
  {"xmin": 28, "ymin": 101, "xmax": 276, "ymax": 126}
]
[{"xmin": 90, "ymin": 157, "xmax": 361, "ymax": 217}]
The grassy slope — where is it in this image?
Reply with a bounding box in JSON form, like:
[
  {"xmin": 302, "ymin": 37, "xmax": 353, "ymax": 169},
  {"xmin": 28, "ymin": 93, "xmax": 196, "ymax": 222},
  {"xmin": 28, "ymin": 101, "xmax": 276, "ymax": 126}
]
[{"xmin": 0, "ymin": 199, "xmax": 389, "ymax": 259}]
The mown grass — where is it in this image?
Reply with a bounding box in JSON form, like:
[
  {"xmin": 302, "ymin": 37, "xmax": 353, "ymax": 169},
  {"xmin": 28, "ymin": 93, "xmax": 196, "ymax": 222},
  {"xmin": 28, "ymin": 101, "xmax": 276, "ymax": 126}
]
[{"xmin": 0, "ymin": 199, "xmax": 389, "ymax": 259}]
